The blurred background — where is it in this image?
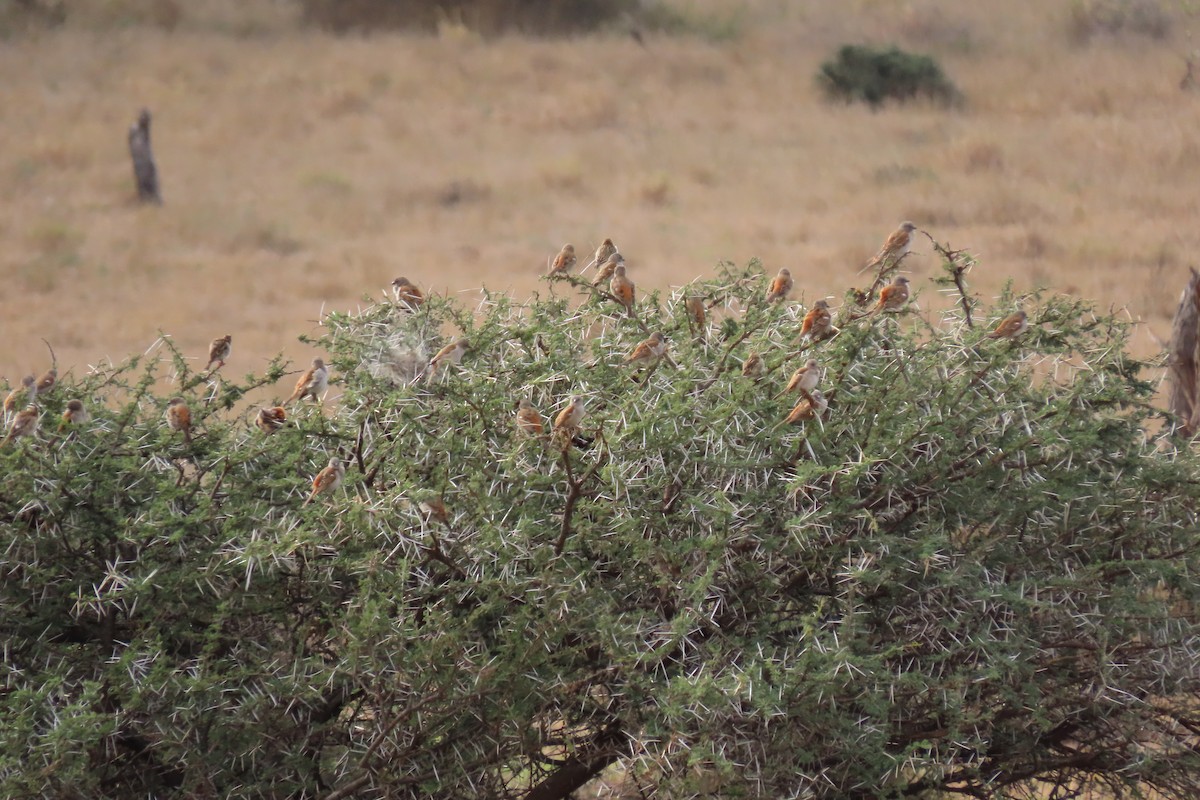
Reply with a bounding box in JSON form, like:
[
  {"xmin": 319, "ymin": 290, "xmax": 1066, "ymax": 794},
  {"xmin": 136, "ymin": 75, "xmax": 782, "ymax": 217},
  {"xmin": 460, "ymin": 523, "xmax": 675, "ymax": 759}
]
[{"xmin": 0, "ymin": 0, "xmax": 1196, "ymax": 385}]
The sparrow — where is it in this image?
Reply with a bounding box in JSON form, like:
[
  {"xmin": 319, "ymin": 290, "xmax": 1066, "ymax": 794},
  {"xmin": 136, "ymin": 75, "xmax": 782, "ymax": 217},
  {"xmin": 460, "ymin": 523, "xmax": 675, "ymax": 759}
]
[
  {"xmin": 165, "ymin": 397, "xmax": 192, "ymax": 442},
  {"xmin": 554, "ymin": 395, "xmax": 586, "ymax": 435},
  {"xmin": 774, "ymin": 359, "xmax": 822, "ymax": 400},
  {"xmin": 514, "ymin": 398, "xmax": 544, "ymax": 436},
  {"xmin": 391, "ymin": 276, "xmax": 425, "ymax": 308},
  {"xmin": 622, "ymin": 332, "xmax": 667, "ymax": 367},
  {"xmin": 590, "ymin": 238, "xmax": 617, "ymax": 270},
  {"xmin": 987, "ymin": 309, "xmax": 1029, "ymax": 340},
  {"xmin": 685, "ymin": 295, "xmax": 706, "ymax": 329},
  {"xmin": 419, "ymin": 496, "xmax": 449, "ymax": 524},
  {"xmin": 741, "ymin": 351, "xmax": 765, "ymax": 378},
  {"xmin": 304, "ymin": 458, "xmax": 345, "ymax": 506},
  {"xmin": 765, "ymin": 268, "xmax": 793, "ymax": 303},
  {"xmin": 4, "ymin": 375, "xmax": 36, "ymax": 413},
  {"xmin": 609, "ymin": 263, "xmax": 636, "ymax": 310},
  {"xmin": 286, "ymin": 358, "xmax": 329, "ymax": 404},
  {"xmin": 800, "ymin": 299, "xmax": 834, "ymax": 340},
  {"xmin": 2, "ymin": 406, "xmax": 38, "ymax": 446},
  {"xmin": 547, "ymin": 243, "xmax": 577, "ymax": 276},
  {"xmin": 206, "ymin": 335, "xmax": 232, "ymax": 371},
  {"xmin": 869, "ymin": 276, "xmax": 911, "ymax": 315},
  {"xmin": 60, "ymin": 399, "xmax": 89, "ymax": 429},
  {"xmin": 427, "ymin": 338, "xmax": 470, "ymax": 381},
  {"xmin": 782, "ymin": 389, "xmax": 828, "ymax": 425},
  {"xmin": 255, "ymin": 405, "xmax": 287, "ymax": 434},
  {"xmin": 864, "ymin": 221, "xmax": 918, "ymax": 272},
  {"xmin": 592, "ymin": 252, "xmax": 624, "ymax": 286},
  {"xmin": 35, "ymin": 368, "xmax": 57, "ymax": 393}
]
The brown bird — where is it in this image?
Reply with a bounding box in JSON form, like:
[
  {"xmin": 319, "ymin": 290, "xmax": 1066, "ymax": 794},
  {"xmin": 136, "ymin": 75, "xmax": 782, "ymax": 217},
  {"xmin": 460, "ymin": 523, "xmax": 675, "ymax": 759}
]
[
  {"xmin": 554, "ymin": 395, "xmax": 586, "ymax": 435},
  {"xmin": 800, "ymin": 299, "xmax": 834, "ymax": 340},
  {"xmin": 427, "ymin": 338, "xmax": 470, "ymax": 381},
  {"xmin": 610, "ymin": 264, "xmax": 636, "ymax": 310},
  {"xmin": 4, "ymin": 375, "xmax": 36, "ymax": 413},
  {"xmin": 304, "ymin": 458, "xmax": 345, "ymax": 506},
  {"xmin": 391, "ymin": 276, "xmax": 425, "ymax": 308},
  {"xmin": 547, "ymin": 243, "xmax": 577, "ymax": 276},
  {"xmin": 590, "ymin": 238, "xmax": 617, "ymax": 270},
  {"xmin": 869, "ymin": 276, "xmax": 911, "ymax": 315},
  {"xmin": 774, "ymin": 359, "xmax": 822, "ymax": 400},
  {"xmin": 419, "ymin": 496, "xmax": 450, "ymax": 524},
  {"xmin": 165, "ymin": 397, "xmax": 192, "ymax": 442},
  {"xmin": 206, "ymin": 335, "xmax": 232, "ymax": 371},
  {"xmin": 255, "ymin": 406, "xmax": 287, "ymax": 434},
  {"xmin": 741, "ymin": 352, "xmax": 765, "ymax": 378},
  {"xmin": 286, "ymin": 358, "xmax": 329, "ymax": 404},
  {"xmin": 2, "ymin": 406, "xmax": 38, "ymax": 446},
  {"xmin": 35, "ymin": 368, "xmax": 57, "ymax": 393},
  {"xmin": 765, "ymin": 268, "xmax": 793, "ymax": 303},
  {"xmin": 864, "ymin": 221, "xmax": 918, "ymax": 272},
  {"xmin": 514, "ymin": 398, "xmax": 544, "ymax": 436},
  {"xmin": 987, "ymin": 309, "xmax": 1029, "ymax": 340},
  {"xmin": 685, "ymin": 295, "xmax": 706, "ymax": 330},
  {"xmin": 622, "ymin": 332, "xmax": 668, "ymax": 368},
  {"xmin": 782, "ymin": 389, "xmax": 828, "ymax": 425},
  {"xmin": 60, "ymin": 399, "xmax": 89, "ymax": 429},
  {"xmin": 592, "ymin": 252, "xmax": 623, "ymax": 286}
]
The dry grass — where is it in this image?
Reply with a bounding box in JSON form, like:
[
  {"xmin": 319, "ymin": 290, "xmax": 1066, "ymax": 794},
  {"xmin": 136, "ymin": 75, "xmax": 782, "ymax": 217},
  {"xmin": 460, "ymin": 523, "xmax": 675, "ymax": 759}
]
[{"xmin": 1, "ymin": 0, "xmax": 1198, "ymax": 394}]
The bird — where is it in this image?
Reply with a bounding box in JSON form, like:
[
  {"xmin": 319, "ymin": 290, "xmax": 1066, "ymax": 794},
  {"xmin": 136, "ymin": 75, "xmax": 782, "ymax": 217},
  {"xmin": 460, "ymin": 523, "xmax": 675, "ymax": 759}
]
[
  {"xmin": 622, "ymin": 332, "xmax": 668, "ymax": 368},
  {"xmin": 782, "ymin": 389, "xmax": 828, "ymax": 425},
  {"xmin": 427, "ymin": 338, "xmax": 470, "ymax": 381},
  {"xmin": 419, "ymin": 496, "xmax": 449, "ymax": 524},
  {"xmin": 165, "ymin": 397, "xmax": 192, "ymax": 442},
  {"xmin": 590, "ymin": 238, "xmax": 617, "ymax": 270},
  {"xmin": 765, "ymin": 268, "xmax": 793, "ymax": 303},
  {"xmin": 610, "ymin": 264, "xmax": 636, "ymax": 310},
  {"xmin": 800, "ymin": 300, "xmax": 833, "ymax": 340},
  {"xmin": 4, "ymin": 375, "xmax": 36, "ymax": 414},
  {"xmin": 741, "ymin": 352, "xmax": 765, "ymax": 378},
  {"xmin": 592, "ymin": 252, "xmax": 623, "ymax": 286},
  {"xmin": 864, "ymin": 221, "xmax": 918, "ymax": 272},
  {"xmin": 869, "ymin": 276, "xmax": 911, "ymax": 315},
  {"xmin": 128, "ymin": 108, "xmax": 161, "ymax": 205},
  {"xmin": 60, "ymin": 399, "xmax": 88, "ymax": 429},
  {"xmin": 2, "ymin": 406, "xmax": 38, "ymax": 446},
  {"xmin": 206, "ymin": 335, "xmax": 232, "ymax": 371},
  {"xmin": 286, "ymin": 358, "xmax": 329, "ymax": 404},
  {"xmin": 987, "ymin": 309, "xmax": 1029, "ymax": 340},
  {"xmin": 774, "ymin": 359, "xmax": 822, "ymax": 400},
  {"xmin": 304, "ymin": 458, "xmax": 345, "ymax": 506},
  {"xmin": 514, "ymin": 398, "xmax": 544, "ymax": 436},
  {"xmin": 35, "ymin": 368, "xmax": 57, "ymax": 393},
  {"xmin": 685, "ymin": 296, "xmax": 706, "ymax": 330},
  {"xmin": 255, "ymin": 406, "xmax": 287, "ymax": 434},
  {"xmin": 554, "ymin": 396, "xmax": 586, "ymax": 435},
  {"xmin": 547, "ymin": 244, "xmax": 577, "ymax": 276},
  {"xmin": 391, "ymin": 277, "xmax": 425, "ymax": 308}
]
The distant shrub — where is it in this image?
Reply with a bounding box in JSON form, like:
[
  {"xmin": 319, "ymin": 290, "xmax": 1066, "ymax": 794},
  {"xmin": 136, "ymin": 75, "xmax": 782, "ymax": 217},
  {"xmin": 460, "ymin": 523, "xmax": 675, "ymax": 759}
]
[
  {"xmin": 817, "ymin": 44, "xmax": 963, "ymax": 109},
  {"xmin": 1067, "ymin": 0, "xmax": 1173, "ymax": 42},
  {"xmin": 298, "ymin": 0, "xmax": 638, "ymax": 35}
]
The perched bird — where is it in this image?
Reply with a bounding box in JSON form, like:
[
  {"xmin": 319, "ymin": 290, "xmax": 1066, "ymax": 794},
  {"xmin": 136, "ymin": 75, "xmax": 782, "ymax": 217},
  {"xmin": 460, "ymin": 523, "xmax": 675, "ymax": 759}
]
[
  {"xmin": 391, "ymin": 276, "xmax": 425, "ymax": 308},
  {"xmin": 610, "ymin": 263, "xmax": 636, "ymax": 310},
  {"xmin": 800, "ymin": 299, "xmax": 834, "ymax": 340},
  {"xmin": 304, "ymin": 458, "xmax": 345, "ymax": 506},
  {"xmin": 419, "ymin": 496, "xmax": 449, "ymax": 524},
  {"xmin": 782, "ymin": 389, "xmax": 828, "ymax": 425},
  {"xmin": 2, "ymin": 406, "xmax": 38, "ymax": 446},
  {"xmin": 427, "ymin": 338, "xmax": 470, "ymax": 381},
  {"xmin": 4, "ymin": 375, "xmax": 36, "ymax": 413},
  {"xmin": 870, "ymin": 276, "xmax": 911, "ymax": 315},
  {"xmin": 741, "ymin": 352, "xmax": 765, "ymax": 378},
  {"xmin": 514, "ymin": 398, "xmax": 544, "ymax": 436},
  {"xmin": 206, "ymin": 335, "xmax": 232, "ymax": 371},
  {"xmin": 547, "ymin": 244, "xmax": 577, "ymax": 276},
  {"xmin": 590, "ymin": 238, "xmax": 617, "ymax": 270},
  {"xmin": 622, "ymin": 332, "xmax": 668, "ymax": 367},
  {"xmin": 765, "ymin": 268, "xmax": 793, "ymax": 303},
  {"xmin": 286, "ymin": 358, "xmax": 329, "ymax": 404},
  {"xmin": 685, "ymin": 296, "xmax": 706, "ymax": 330},
  {"xmin": 864, "ymin": 221, "xmax": 918, "ymax": 272},
  {"xmin": 60, "ymin": 399, "xmax": 88, "ymax": 429},
  {"xmin": 255, "ymin": 406, "xmax": 287, "ymax": 434},
  {"xmin": 35, "ymin": 368, "xmax": 57, "ymax": 393},
  {"xmin": 774, "ymin": 359, "xmax": 822, "ymax": 400},
  {"xmin": 165, "ymin": 397, "xmax": 192, "ymax": 442},
  {"xmin": 554, "ymin": 396, "xmax": 586, "ymax": 435},
  {"xmin": 987, "ymin": 309, "xmax": 1030, "ymax": 340},
  {"xmin": 128, "ymin": 108, "xmax": 161, "ymax": 205},
  {"xmin": 592, "ymin": 252, "xmax": 623, "ymax": 286}
]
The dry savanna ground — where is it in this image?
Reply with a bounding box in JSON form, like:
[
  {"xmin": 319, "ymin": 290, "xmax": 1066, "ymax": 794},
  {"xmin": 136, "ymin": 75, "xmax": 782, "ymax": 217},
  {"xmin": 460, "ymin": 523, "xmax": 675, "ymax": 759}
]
[{"xmin": 2, "ymin": 0, "xmax": 1199, "ymax": 399}]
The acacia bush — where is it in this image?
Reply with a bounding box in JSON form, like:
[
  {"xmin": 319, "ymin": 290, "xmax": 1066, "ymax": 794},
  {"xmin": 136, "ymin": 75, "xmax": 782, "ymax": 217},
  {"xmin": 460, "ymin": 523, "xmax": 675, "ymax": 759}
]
[
  {"xmin": 3, "ymin": 249, "xmax": 1200, "ymax": 799},
  {"xmin": 818, "ymin": 44, "xmax": 963, "ymax": 109}
]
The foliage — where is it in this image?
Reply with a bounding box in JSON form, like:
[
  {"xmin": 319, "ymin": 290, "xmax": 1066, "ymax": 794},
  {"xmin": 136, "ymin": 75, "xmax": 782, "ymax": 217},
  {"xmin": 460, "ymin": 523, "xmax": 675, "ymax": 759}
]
[
  {"xmin": 817, "ymin": 44, "xmax": 964, "ymax": 109},
  {"xmin": 294, "ymin": 0, "xmax": 640, "ymax": 36},
  {"xmin": 4, "ymin": 249, "xmax": 1200, "ymax": 799}
]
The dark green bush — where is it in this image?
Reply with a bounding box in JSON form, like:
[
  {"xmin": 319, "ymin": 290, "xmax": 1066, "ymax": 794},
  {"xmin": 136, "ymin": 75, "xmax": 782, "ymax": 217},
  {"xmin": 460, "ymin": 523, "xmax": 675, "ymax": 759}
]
[
  {"xmin": 817, "ymin": 44, "xmax": 963, "ymax": 109},
  {"xmin": 296, "ymin": 0, "xmax": 639, "ymax": 35}
]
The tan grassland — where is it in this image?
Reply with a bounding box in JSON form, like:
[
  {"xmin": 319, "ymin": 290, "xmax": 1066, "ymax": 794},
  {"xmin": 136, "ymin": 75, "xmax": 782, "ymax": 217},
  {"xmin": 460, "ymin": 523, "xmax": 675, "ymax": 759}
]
[{"xmin": 1, "ymin": 0, "xmax": 1199, "ymax": 393}]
